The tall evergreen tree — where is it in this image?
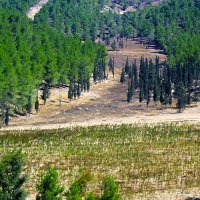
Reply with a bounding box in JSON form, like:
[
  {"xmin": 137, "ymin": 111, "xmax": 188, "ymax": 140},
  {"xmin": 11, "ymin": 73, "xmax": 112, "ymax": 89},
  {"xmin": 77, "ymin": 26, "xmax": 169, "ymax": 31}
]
[
  {"xmin": 133, "ymin": 60, "xmax": 138, "ymax": 89},
  {"xmin": 4, "ymin": 107, "xmax": 9, "ymax": 126},
  {"xmin": 125, "ymin": 57, "xmax": 129, "ymax": 74},
  {"xmin": 35, "ymin": 97, "xmax": 40, "ymax": 114},
  {"xmin": 26, "ymin": 96, "xmax": 32, "ymax": 116},
  {"xmin": 120, "ymin": 68, "xmax": 126, "ymax": 83},
  {"xmin": 41, "ymin": 83, "xmax": 50, "ymax": 105},
  {"xmin": 112, "ymin": 58, "xmax": 115, "ymax": 77},
  {"xmin": 176, "ymin": 81, "xmax": 186, "ymax": 112}
]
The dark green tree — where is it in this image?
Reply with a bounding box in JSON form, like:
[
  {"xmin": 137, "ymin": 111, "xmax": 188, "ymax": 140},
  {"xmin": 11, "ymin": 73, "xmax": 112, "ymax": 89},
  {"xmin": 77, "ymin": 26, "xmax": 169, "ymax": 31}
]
[
  {"xmin": 125, "ymin": 57, "xmax": 129, "ymax": 74},
  {"xmin": 120, "ymin": 68, "xmax": 126, "ymax": 83},
  {"xmin": 35, "ymin": 97, "xmax": 40, "ymax": 114},
  {"xmin": 65, "ymin": 172, "xmax": 91, "ymax": 200},
  {"xmin": 0, "ymin": 151, "xmax": 27, "ymax": 200},
  {"xmin": 4, "ymin": 107, "xmax": 10, "ymax": 126},
  {"xmin": 111, "ymin": 40, "xmax": 117, "ymax": 51},
  {"xmin": 101, "ymin": 176, "xmax": 120, "ymax": 200},
  {"xmin": 176, "ymin": 81, "xmax": 186, "ymax": 112},
  {"xmin": 26, "ymin": 96, "xmax": 32, "ymax": 116},
  {"xmin": 41, "ymin": 83, "xmax": 50, "ymax": 105},
  {"xmin": 36, "ymin": 168, "xmax": 64, "ymax": 200}
]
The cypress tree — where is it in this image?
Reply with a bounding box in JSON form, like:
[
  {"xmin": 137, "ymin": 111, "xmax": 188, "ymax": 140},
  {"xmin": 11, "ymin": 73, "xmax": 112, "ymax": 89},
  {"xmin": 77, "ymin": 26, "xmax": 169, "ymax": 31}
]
[
  {"xmin": 26, "ymin": 96, "xmax": 32, "ymax": 116},
  {"xmin": 4, "ymin": 107, "xmax": 9, "ymax": 126},
  {"xmin": 160, "ymin": 81, "xmax": 165, "ymax": 108},
  {"xmin": 77, "ymin": 83, "xmax": 81, "ymax": 99},
  {"xmin": 41, "ymin": 83, "xmax": 50, "ymax": 105},
  {"xmin": 125, "ymin": 57, "xmax": 129, "ymax": 74},
  {"xmin": 120, "ymin": 68, "xmax": 126, "ymax": 83},
  {"xmin": 108, "ymin": 58, "xmax": 113, "ymax": 72},
  {"xmin": 133, "ymin": 59, "xmax": 138, "ymax": 89},
  {"xmin": 112, "ymin": 58, "xmax": 115, "ymax": 77},
  {"xmin": 86, "ymin": 77, "xmax": 90, "ymax": 92},
  {"xmin": 127, "ymin": 80, "xmax": 132, "ymax": 103},
  {"xmin": 148, "ymin": 59, "xmax": 155, "ymax": 91},
  {"xmin": 153, "ymin": 79, "xmax": 160, "ymax": 103},
  {"xmin": 139, "ymin": 57, "xmax": 145, "ymax": 102},
  {"xmin": 35, "ymin": 97, "xmax": 40, "ymax": 114},
  {"xmin": 144, "ymin": 58, "xmax": 149, "ymax": 99},
  {"xmin": 93, "ymin": 64, "xmax": 97, "ymax": 82},
  {"xmin": 68, "ymin": 81, "xmax": 73, "ymax": 101},
  {"xmin": 146, "ymin": 88, "xmax": 150, "ymax": 110},
  {"xmin": 176, "ymin": 81, "xmax": 186, "ymax": 112}
]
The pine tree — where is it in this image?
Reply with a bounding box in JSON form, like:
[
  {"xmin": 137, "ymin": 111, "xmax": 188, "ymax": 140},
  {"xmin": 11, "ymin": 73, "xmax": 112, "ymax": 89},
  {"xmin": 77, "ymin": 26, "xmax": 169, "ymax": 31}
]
[
  {"xmin": 36, "ymin": 168, "xmax": 64, "ymax": 200},
  {"xmin": 65, "ymin": 172, "xmax": 91, "ymax": 200},
  {"xmin": 0, "ymin": 151, "xmax": 27, "ymax": 200},
  {"xmin": 111, "ymin": 40, "xmax": 117, "ymax": 51},
  {"xmin": 101, "ymin": 176, "xmax": 120, "ymax": 200}
]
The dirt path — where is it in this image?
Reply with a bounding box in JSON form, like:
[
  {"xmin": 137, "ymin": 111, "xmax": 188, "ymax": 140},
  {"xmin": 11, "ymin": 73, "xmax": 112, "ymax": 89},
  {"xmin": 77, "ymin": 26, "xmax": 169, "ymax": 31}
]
[
  {"xmin": 27, "ymin": 0, "xmax": 49, "ymax": 19},
  {"xmin": 2, "ymin": 38, "xmax": 200, "ymax": 130}
]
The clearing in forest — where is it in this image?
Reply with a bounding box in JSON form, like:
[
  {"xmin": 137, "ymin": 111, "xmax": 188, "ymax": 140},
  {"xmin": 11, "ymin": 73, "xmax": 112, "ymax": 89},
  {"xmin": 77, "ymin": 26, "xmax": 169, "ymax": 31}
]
[{"xmin": 6, "ymin": 38, "xmax": 200, "ymax": 130}]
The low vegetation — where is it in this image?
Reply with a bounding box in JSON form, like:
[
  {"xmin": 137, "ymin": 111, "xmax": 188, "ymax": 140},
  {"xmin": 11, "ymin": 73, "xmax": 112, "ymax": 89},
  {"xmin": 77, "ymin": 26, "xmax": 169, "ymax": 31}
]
[{"xmin": 0, "ymin": 123, "xmax": 200, "ymax": 198}]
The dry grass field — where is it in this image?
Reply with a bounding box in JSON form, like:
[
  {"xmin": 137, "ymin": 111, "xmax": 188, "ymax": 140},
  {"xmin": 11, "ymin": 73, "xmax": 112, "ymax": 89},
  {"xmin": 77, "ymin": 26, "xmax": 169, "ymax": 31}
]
[{"xmin": 1, "ymin": 123, "xmax": 200, "ymax": 199}]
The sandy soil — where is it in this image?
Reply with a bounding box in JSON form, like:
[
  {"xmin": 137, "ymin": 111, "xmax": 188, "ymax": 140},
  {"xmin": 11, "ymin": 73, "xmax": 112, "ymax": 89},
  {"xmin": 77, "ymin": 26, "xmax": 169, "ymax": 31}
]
[
  {"xmin": 2, "ymin": 38, "xmax": 199, "ymax": 131},
  {"xmin": 27, "ymin": 0, "xmax": 49, "ymax": 19}
]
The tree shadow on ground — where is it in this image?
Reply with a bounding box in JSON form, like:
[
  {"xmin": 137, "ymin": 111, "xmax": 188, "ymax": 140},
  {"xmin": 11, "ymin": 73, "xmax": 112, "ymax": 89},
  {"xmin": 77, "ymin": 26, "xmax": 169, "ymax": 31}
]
[{"xmin": 185, "ymin": 198, "xmax": 200, "ymax": 200}]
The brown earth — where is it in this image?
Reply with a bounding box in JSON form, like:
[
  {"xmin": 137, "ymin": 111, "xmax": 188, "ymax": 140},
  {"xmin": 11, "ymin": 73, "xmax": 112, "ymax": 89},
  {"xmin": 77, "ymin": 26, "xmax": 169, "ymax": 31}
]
[{"xmin": 3, "ymin": 38, "xmax": 199, "ymax": 131}]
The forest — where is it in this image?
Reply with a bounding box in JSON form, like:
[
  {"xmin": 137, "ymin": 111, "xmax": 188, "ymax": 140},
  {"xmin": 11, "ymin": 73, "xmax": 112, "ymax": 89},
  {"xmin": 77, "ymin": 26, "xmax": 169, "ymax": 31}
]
[
  {"xmin": 0, "ymin": 9, "xmax": 106, "ymax": 124},
  {"xmin": 0, "ymin": 0, "xmax": 39, "ymax": 13}
]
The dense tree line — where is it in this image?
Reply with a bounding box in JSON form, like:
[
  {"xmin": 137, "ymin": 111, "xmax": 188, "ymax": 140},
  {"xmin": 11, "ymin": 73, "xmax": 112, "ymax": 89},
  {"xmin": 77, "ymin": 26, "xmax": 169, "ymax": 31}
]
[
  {"xmin": 0, "ymin": 151, "xmax": 120, "ymax": 200},
  {"xmin": 122, "ymin": 0, "xmax": 200, "ymax": 65},
  {"xmin": 0, "ymin": 0, "xmax": 39, "ymax": 13},
  {"xmin": 33, "ymin": 0, "xmax": 126, "ymax": 41},
  {"xmin": 122, "ymin": 56, "xmax": 199, "ymax": 112},
  {"xmin": 0, "ymin": 10, "xmax": 107, "ymax": 125}
]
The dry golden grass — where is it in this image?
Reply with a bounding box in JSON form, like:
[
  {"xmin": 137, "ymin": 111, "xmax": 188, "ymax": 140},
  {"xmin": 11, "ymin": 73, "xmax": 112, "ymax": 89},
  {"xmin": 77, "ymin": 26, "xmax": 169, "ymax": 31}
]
[{"xmin": 1, "ymin": 123, "xmax": 200, "ymax": 199}]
